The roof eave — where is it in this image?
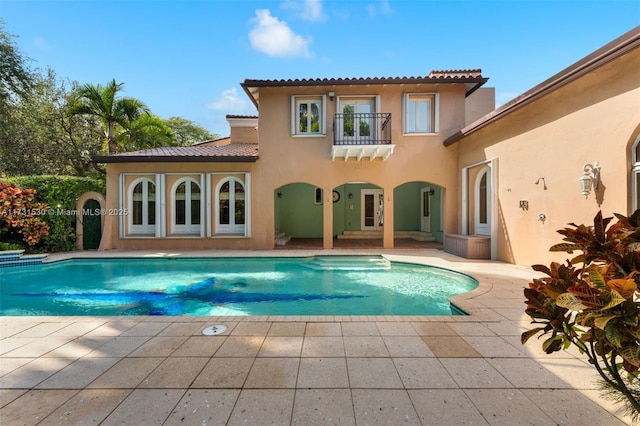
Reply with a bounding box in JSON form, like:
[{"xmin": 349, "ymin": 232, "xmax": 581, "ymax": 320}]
[{"xmin": 92, "ymin": 155, "xmax": 259, "ymax": 164}]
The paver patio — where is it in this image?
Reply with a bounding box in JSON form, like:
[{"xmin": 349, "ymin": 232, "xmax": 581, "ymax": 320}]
[{"xmin": 0, "ymin": 249, "xmax": 633, "ymax": 425}]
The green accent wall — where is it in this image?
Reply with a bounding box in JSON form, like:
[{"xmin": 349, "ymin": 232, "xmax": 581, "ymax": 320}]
[{"xmin": 275, "ymin": 183, "xmax": 323, "ymax": 237}]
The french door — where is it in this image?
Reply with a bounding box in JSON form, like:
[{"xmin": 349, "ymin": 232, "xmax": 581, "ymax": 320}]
[
  {"xmin": 361, "ymin": 189, "xmax": 384, "ymax": 230},
  {"xmin": 340, "ymin": 98, "xmax": 375, "ymax": 143}
]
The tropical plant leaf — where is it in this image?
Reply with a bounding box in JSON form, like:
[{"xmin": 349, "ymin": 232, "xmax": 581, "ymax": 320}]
[
  {"xmin": 601, "ymin": 289, "xmax": 626, "ymax": 310},
  {"xmin": 549, "ymin": 243, "xmax": 583, "ymax": 253},
  {"xmin": 521, "ymin": 327, "xmax": 545, "ymax": 345},
  {"xmin": 619, "ymin": 346, "xmax": 640, "ymax": 367},
  {"xmin": 605, "ymin": 322, "xmax": 623, "ymax": 348},
  {"xmin": 588, "ymin": 266, "xmax": 608, "ymax": 290},
  {"xmin": 607, "ymin": 278, "xmax": 637, "ymax": 300},
  {"xmin": 594, "ymin": 314, "xmax": 618, "ymax": 330},
  {"xmin": 556, "ymin": 293, "xmax": 588, "ymax": 311},
  {"xmin": 542, "ymin": 335, "xmax": 563, "ymax": 354}
]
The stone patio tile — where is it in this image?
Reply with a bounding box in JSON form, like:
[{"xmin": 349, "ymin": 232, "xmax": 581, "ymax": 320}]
[
  {"xmin": 0, "ymin": 320, "xmax": 40, "ymax": 338},
  {"xmin": 341, "ymin": 322, "xmax": 380, "ymax": 336},
  {"xmin": 226, "ymin": 389, "xmax": 294, "ymax": 426},
  {"xmin": 163, "ymin": 389, "xmax": 240, "ymax": 426},
  {"xmin": 119, "ymin": 321, "xmax": 169, "ymax": 336},
  {"xmin": 191, "ymin": 357, "xmax": 254, "ymax": 388},
  {"xmin": 521, "ymin": 389, "xmax": 627, "ymax": 425},
  {"xmin": 267, "ymin": 322, "xmax": 306, "ymax": 336},
  {"xmin": 215, "ymin": 336, "xmax": 264, "ymax": 357},
  {"xmin": 0, "ymin": 337, "xmax": 35, "ymax": 355},
  {"xmin": 171, "ymin": 335, "xmax": 225, "ymax": 357},
  {"xmin": 0, "ymin": 357, "xmax": 33, "ymax": 376},
  {"xmin": 411, "ymin": 322, "xmax": 457, "ymax": 335},
  {"xmin": 465, "ymin": 389, "xmax": 556, "ymax": 424},
  {"xmin": 82, "ymin": 321, "xmax": 137, "ymax": 337},
  {"xmin": 139, "ymin": 357, "xmax": 208, "ymax": 388},
  {"xmin": 440, "ymin": 358, "xmax": 513, "ymax": 388},
  {"xmin": 344, "ymin": 336, "xmax": 389, "ymax": 357},
  {"xmin": 422, "ymin": 336, "xmax": 482, "ymax": 358},
  {"xmin": 292, "ymin": 389, "xmax": 355, "ymax": 425},
  {"xmin": 483, "ymin": 320, "xmax": 527, "ymax": 336},
  {"xmin": 305, "ymin": 322, "xmax": 342, "ymax": 336},
  {"xmin": 383, "ymin": 336, "xmax": 435, "ymax": 357},
  {"xmin": 101, "ymin": 388, "xmax": 185, "ymax": 426},
  {"xmin": 533, "ymin": 357, "xmax": 603, "ymax": 389},
  {"xmin": 36, "ymin": 357, "xmax": 119, "ymax": 389},
  {"xmin": 43, "ymin": 336, "xmax": 111, "ymax": 359},
  {"xmin": 244, "ymin": 357, "xmax": 299, "ymax": 388},
  {"xmin": 88, "ymin": 357, "xmax": 164, "ymax": 388},
  {"xmin": 409, "ymin": 389, "xmax": 489, "ymax": 425},
  {"xmin": 157, "ymin": 321, "xmax": 206, "ymax": 336},
  {"xmin": 449, "ymin": 322, "xmax": 496, "ymax": 336},
  {"xmin": 13, "ymin": 322, "xmax": 69, "ymax": 337},
  {"xmin": 0, "ymin": 389, "xmax": 78, "ymax": 425},
  {"xmin": 487, "ymin": 358, "xmax": 572, "ymax": 388},
  {"xmin": 347, "ymin": 358, "xmax": 403, "ymax": 388},
  {"xmin": 129, "ymin": 335, "xmax": 188, "ymax": 357},
  {"xmin": 84, "ymin": 336, "xmax": 150, "ymax": 357},
  {"xmin": 351, "ymin": 389, "xmax": 420, "ymax": 425},
  {"xmin": 376, "ymin": 322, "xmax": 418, "ymax": 336},
  {"xmin": 302, "ymin": 336, "xmax": 345, "ymax": 357},
  {"xmin": 393, "ymin": 358, "xmax": 458, "ymax": 388},
  {"xmin": 258, "ymin": 336, "xmax": 303, "ymax": 357},
  {"xmin": 50, "ymin": 321, "xmax": 105, "ymax": 337},
  {"xmin": 1, "ymin": 357, "xmax": 74, "ymax": 388},
  {"xmin": 38, "ymin": 389, "xmax": 131, "ymax": 425},
  {"xmin": 2, "ymin": 335, "xmax": 71, "ymax": 357},
  {"xmin": 0, "ymin": 389, "xmax": 27, "ymax": 408},
  {"xmin": 297, "ymin": 358, "xmax": 349, "ymax": 388},
  {"xmin": 230, "ymin": 321, "xmax": 271, "ymax": 336},
  {"xmin": 463, "ymin": 336, "xmax": 530, "ymax": 358}
]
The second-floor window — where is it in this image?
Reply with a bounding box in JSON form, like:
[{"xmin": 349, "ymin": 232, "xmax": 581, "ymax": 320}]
[
  {"xmin": 404, "ymin": 93, "xmax": 437, "ymax": 134},
  {"xmin": 292, "ymin": 95, "xmax": 325, "ymax": 135}
]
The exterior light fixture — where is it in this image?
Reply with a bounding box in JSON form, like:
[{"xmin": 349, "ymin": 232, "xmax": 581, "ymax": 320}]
[
  {"xmin": 277, "ymin": 192, "xmax": 283, "ymax": 198},
  {"xmin": 579, "ymin": 162, "xmax": 601, "ymax": 198},
  {"xmin": 328, "ymin": 92, "xmax": 335, "ymax": 101}
]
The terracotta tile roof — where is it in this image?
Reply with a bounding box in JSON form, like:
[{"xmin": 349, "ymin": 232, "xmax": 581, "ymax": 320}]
[
  {"xmin": 241, "ymin": 70, "xmax": 488, "ymax": 108},
  {"xmin": 93, "ymin": 143, "xmax": 259, "ymax": 163}
]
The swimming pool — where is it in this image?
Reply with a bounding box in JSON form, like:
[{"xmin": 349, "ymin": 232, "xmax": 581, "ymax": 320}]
[{"xmin": 0, "ymin": 256, "xmax": 478, "ymax": 316}]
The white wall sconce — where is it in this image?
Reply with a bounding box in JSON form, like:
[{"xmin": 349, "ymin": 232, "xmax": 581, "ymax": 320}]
[
  {"xmin": 579, "ymin": 162, "xmax": 601, "ymax": 198},
  {"xmin": 328, "ymin": 91, "xmax": 335, "ymax": 101}
]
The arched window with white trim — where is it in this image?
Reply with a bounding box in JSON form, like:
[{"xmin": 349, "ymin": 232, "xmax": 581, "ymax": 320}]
[
  {"xmin": 632, "ymin": 135, "xmax": 640, "ymax": 212},
  {"xmin": 128, "ymin": 177, "xmax": 156, "ymax": 235},
  {"xmin": 216, "ymin": 177, "xmax": 246, "ymax": 234},
  {"xmin": 475, "ymin": 166, "xmax": 491, "ymax": 235},
  {"xmin": 172, "ymin": 178, "xmax": 201, "ymax": 235}
]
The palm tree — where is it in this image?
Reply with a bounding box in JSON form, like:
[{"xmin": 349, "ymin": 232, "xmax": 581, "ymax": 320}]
[{"xmin": 68, "ymin": 79, "xmax": 150, "ymax": 154}]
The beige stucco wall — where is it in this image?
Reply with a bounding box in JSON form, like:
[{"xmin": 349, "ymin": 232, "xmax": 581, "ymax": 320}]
[
  {"xmin": 465, "ymin": 88, "xmax": 495, "ymax": 125},
  {"xmin": 101, "ymin": 80, "xmax": 476, "ymax": 251},
  {"xmin": 455, "ymin": 47, "xmax": 640, "ymax": 267}
]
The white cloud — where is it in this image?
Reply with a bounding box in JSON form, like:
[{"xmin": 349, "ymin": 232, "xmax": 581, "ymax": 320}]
[
  {"xmin": 206, "ymin": 87, "xmax": 252, "ymax": 113},
  {"xmin": 367, "ymin": 0, "xmax": 394, "ymax": 17},
  {"xmin": 281, "ymin": 0, "xmax": 326, "ymax": 21},
  {"xmin": 33, "ymin": 37, "xmax": 52, "ymax": 52},
  {"xmin": 249, "ymin": 9, "xmax": 312, "ymax": 58}
]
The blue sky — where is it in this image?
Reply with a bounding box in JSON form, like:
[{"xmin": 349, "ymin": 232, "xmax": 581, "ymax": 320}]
[{"xmin": 1, "ymin": 0, "xmax": 638, "ymax": 137}]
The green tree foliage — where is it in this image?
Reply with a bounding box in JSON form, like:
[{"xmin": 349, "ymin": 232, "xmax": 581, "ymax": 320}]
[
  {"xmin": 3, "ymin": 176, "xmax": 105, "ymax": 252},
  {"xmin": 0, "ymin": 19, "xmax": 33, "ymax": 115},
  {"xmin": 68, "ymin": 79, "xmax": 151, "ymax": 154},
  {"xmin": 164, "ymin": 116, "xmax": 218, "ymax": 145}
]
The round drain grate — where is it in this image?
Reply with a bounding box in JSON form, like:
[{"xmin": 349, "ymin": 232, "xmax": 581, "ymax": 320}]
[{"xmin": 202, "ymin": 325, "xmax": 227, "ymax": 336}]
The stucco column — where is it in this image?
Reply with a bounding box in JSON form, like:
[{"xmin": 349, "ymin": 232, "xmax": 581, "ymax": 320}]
[
  {"xmin": 323, "ymin": 188, "xmax": 334, "ymax": 249},
  {"xmin": 383, "ymin": 188, "xmax": 394, "ymax": 249}
]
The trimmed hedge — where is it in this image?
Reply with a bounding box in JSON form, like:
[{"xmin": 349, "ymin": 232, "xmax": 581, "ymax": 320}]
[{"xmin": 2, "ymin": 176, "xmax": 105, "ymax": 252}]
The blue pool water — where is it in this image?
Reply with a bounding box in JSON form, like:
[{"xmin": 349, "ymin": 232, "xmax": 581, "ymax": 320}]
[{"xmin": 0, "ymin": 256, "xmax": 478, "ymax": 316}]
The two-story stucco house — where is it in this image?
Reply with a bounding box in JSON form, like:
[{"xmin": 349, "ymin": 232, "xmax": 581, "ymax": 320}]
[{"xmin": 94, "ymin": 26, "xmax": 640, "ymax": 267}]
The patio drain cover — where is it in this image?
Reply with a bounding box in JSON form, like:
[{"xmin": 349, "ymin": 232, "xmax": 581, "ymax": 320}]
[{"xmin": 202, "ymin": 325, "xmax": 227, "ymax": 336}]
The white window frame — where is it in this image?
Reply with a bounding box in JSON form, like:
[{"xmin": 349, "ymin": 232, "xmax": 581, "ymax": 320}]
[
  {"xmin": 215, "ymin": 176, "xmax": 247, "ymax": 235},
  {"xmin": 632, "ymin": 135, "xmax": 640, "ymax": 211},
  {"xmin": 171, "ymin": 177, "xmax": 203, "ymax": 235},
  {"xmin": 127, "ymin": 177, "xmax": 157, "ymax": 235},
  {"xmin": 403, "ymin": 93, "xmax": 438, "ymax": 135},
  {"xmin": 291, "ymin": 95, "xmax": 326, "ymax": 136}
]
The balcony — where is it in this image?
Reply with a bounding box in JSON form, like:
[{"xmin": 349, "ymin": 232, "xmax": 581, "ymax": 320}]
[{"xmin": 331, "ymin": 113, "xmax": 395, "ymax": 161}]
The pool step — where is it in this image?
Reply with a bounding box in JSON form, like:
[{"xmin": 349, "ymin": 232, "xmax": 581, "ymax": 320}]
[
  {"xmin": 305, "ymin": 255, "xmax": 391, "ymax": 271},
  {"xmin": 0, "ymin": 250, "xmax": 48, "ymax": 268}
]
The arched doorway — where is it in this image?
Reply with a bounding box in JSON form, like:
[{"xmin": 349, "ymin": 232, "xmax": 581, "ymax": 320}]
[{"xmin": 82, "ymin": 199, "xmax": 102, "ymax": 250}]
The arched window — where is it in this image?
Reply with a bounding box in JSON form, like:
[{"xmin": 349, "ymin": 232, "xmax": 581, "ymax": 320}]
[
  {"xmin": 632, "ymin": 135, "xmax": 640, "ymax": 211},
  {"xmin": 172, "ymin": 178, "xmax": 201, "ymax": 235},
  {"xmin": 128, "ymin": 178, "xmax": 156, "ymax": 235},
  {"xmin": 216, "ymin": 177, "xmax": 245, "ymax": 234},
  {"xmin": 475, "ymin": 166, "xmax": 491, "ymax": 235}
]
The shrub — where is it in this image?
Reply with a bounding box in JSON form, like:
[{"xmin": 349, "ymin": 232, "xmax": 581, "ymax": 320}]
[
  {"xmin": 522, "ymin": 210, "xmax": 640, "ymax": 420},
  {"xmin": 1, "ymin": 176, "xmax": 105, "ymax": 252},
  {"xmin": 0, "ymin": 182, "xmax": 50, "ymax": 247}
]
